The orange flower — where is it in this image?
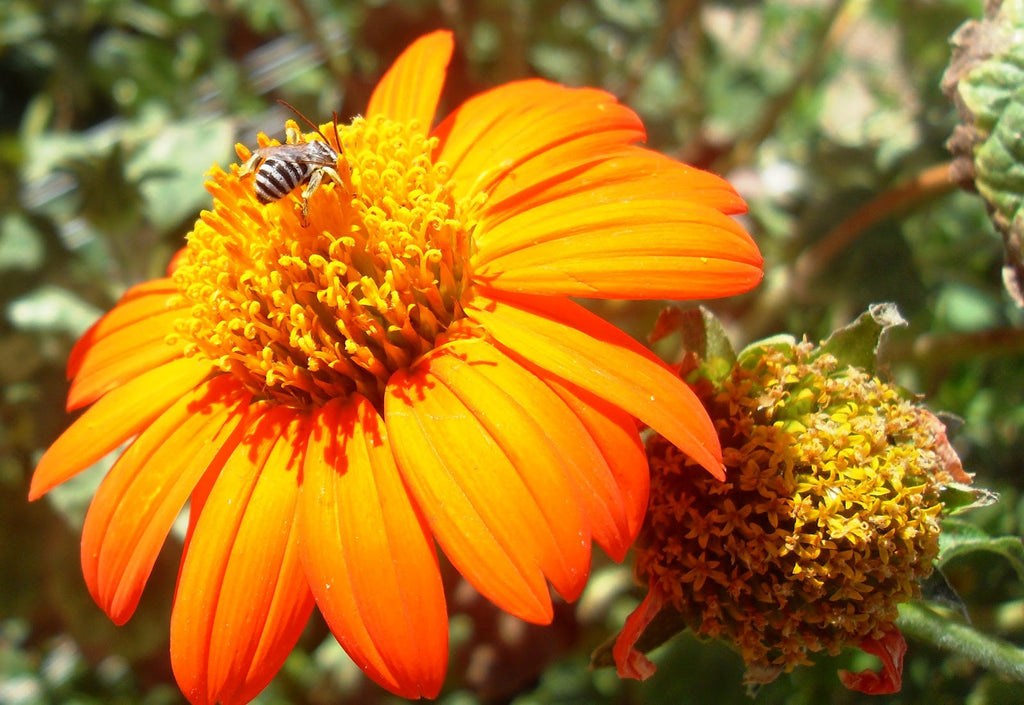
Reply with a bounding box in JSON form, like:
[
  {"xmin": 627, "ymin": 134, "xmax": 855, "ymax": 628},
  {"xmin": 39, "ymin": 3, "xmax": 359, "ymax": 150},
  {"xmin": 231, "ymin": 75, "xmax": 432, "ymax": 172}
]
[{"xmin": 31, "ymin": 30, "xmax": 762, "ymax": 704}]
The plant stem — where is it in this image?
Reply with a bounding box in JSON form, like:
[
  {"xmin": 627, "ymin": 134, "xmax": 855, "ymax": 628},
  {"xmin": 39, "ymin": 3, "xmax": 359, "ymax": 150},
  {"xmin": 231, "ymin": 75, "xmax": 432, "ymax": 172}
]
[
  {"xmin": 793, "ymin": 161, "xmax": 957, "ymax": 284},
  {"xmin": 887, "ymin": 326, "xmax": 1024, "ymax": 367},
  {"xmin": 898, "ymin": 602, "xmax": 1024, "ymax": 683},
  {"xmin": 739, "ymin": 161, "xmax": 959, "ymax": 339}
]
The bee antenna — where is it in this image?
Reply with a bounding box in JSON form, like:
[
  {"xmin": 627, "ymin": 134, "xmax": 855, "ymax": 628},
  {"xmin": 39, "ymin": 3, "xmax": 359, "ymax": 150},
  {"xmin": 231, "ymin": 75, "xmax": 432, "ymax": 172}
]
[
  {"xmin": 332, "ymin": 111, "xmax": 342, "ymax": 149},
  {"xmin": 276, "ymin": 98, "xmax": 334, "ymax": 144}
]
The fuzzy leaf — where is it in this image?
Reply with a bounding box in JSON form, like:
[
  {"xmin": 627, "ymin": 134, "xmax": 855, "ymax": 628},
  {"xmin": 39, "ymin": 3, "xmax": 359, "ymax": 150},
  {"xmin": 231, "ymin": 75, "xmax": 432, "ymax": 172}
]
[
  {"xmin": 651, "ymin": 306, "xmax": 737, "ymax": 384},
  {"xmin": 814, "ymin": 303, "xmax": 906, "ymax": 374},
  {"xmin": 940, "ymin": 482, "xmax": 999, "ymax": 515},
  {"xmin": 937, "ymin": 518, "xmax": 1024, "ymax": 583},
  {"xmin": 959, "ymin": 52, "xmax": 1024, "ymax": 135}
]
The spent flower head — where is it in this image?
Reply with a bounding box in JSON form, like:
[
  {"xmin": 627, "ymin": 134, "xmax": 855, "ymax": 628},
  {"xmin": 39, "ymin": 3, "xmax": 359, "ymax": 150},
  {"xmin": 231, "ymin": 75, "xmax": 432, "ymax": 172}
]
[
  {"xmin": 30, "ymin": 31, "xmax": 762, "ymax": 705},
  {"xmin": 614, "ymin": 312, "xmax": 969, "ymax": 694}
]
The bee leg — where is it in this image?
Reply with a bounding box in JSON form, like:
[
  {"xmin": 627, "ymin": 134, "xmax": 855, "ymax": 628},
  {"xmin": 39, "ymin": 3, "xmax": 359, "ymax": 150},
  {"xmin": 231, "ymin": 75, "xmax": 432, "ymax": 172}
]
[
  {"xmin": 285, "ymin": 124, "xmax": 304, "ymax": 144},
  {"xmin": 238, "ymin": 152, "xmax": 261, "ymax": 178},
  {"xmin": 299, "ymin": 169, "xmax": 326, "ymax": 226},
  {"xmin": 320, "ymin": 167, "xmax": 348, "ymax": 194}
]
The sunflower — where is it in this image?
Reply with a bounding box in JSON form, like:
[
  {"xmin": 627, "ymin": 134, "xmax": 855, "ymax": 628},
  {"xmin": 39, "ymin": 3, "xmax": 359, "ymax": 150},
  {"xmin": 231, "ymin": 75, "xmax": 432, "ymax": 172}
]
[{"xmin": 31, "ymin": 30, "xmax": 762, "ymax": 705}]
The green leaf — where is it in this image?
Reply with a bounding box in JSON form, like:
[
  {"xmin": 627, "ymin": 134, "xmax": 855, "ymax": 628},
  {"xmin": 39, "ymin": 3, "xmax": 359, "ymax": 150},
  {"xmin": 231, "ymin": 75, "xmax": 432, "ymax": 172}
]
[
  {"xmin": 0, "ymin": 214, "xmax": 46, "ymax": 272},
  {"xmin": 650, "ymin": 306, "xmax": 737, "ymax": 384},
  {"xmin": 941, "ymin": 482, "xmax": 1000, "ymax": 515},
  {"xmin": 814, "ymin": 302, "xmax": 906, "ymax": 373},
  {"xmin": 735, "ymin": 333, "xmax": 798, "ymax": 371},
  {"xmin": 955, "ymin": 1, "xmax": 1024, "ymax": 139},
  {"xmin": 918, "ymin": 570, "xmax": 969, "ymax": 619},
  {"xmin": 6, "ymin": 285, "xmax": 104, "ymax": 338},
  {"xmin": 132, "ymin": 116, "xmax": 236, "ymax": 230},
  {"xmin": 951, "ymin": 3, "xmax": 1024, "ymax": 302},
  {"xmin": 61, "ymin": 142, "xmax": 148, "ymax": 234},
  {"xmin": 937, "ymin": 518, "xmax": 1024, "ymax": 583}
]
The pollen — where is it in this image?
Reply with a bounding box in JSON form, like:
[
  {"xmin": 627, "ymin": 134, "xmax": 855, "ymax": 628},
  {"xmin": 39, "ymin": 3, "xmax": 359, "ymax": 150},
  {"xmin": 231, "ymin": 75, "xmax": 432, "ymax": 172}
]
[
  {"xmin": 635, "ymin": 341, "xmax": 967, "ymax": 685},
  {"xmin": 171, "ymin": 116, "xmax": 477, "ymax": 409}
]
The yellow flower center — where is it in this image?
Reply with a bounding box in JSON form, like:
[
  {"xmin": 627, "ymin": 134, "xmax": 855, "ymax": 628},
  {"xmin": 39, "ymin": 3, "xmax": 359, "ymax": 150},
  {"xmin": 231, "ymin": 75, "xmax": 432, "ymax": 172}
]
[
  {"xmin": 171, "ymin": 116, "xmax": 476, "ymax": 409},
  {"xmin": 636, "ymin": 344, "xmax": 962, "ymax": 682}
]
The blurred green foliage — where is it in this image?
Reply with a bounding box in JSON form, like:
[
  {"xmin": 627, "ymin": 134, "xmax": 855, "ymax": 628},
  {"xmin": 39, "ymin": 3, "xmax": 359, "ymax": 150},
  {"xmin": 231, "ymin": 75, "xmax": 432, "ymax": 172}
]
[{"xmin": 2, "ymin": 1, "xmax": 1023, "ymax": 704}]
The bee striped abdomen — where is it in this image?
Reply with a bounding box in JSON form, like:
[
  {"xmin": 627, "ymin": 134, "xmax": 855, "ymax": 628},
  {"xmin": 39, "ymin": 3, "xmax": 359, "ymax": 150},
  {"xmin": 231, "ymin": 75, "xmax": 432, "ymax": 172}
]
[
  {"xmin": 239, "ymin": 117, "xmax": 344, "ymax": 226},
  {"xmin": 253, "ymin": 158, "xmax": 316, "ymax": 204}
]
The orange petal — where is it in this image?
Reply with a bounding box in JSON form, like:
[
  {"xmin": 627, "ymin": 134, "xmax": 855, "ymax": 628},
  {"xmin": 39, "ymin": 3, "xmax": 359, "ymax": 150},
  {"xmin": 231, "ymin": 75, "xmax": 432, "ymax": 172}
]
[
  {"xmin": 421, "ymin": 340, "xmax": 595, "ymax": 598},
  {"xmin": 433, "ymin": 80, "xmax": 644, "ymax": 202},
  {"xmin": 408, "ymin": 338, "xmax": 644, "ymax": 567},
  {"xmin": 298, "ymin": 397, "xmax": 447, "ymax": 698},
  {"xmin": 385, "ymin": 341, "xmax": 596, "ymax": 623},
  {"xmin": 465, "ymin": 291, "xmax": 724, "ymax": 479},
  {"xmin": 118, "ymin": 277, "xmax": 180, "ymax": 300},
  {"xmin": 178, "ymin": 435, "xmax": 224, "ymax": 552},
  {"xmin": 472, "ymin": 197, "xmax": 762, "ymax": 301},
  {"xmin": 167, "ymin": 247, "xmax": 188, "ymax": 275},
  {"xmin": 67, "ymin": 278, "xmax": 180, "ymax": 381},
  {"xmin": 81, "ymin": 376, "xmax": 252, "ymax": 625},
  {"xmin": 542, "ymin": 376, "xmax": 649, "ymax": 561},
  {"xmin": 170, "ymin": 406, "xmax": 314, "ymax": 705},
  {"xmin": 365, "ymin": 30, "xmax": 454, "ymax": 131},
  {"xmin": 482, "ymin": 145, "xmax": 747, "ymax": 226},
  {"xmin": 67, "ymin": 306, "xmax": 187, "ymax": 411},
  {"xmin": 29, "ymin": 357, "xmax": 215, "ymax": 500}
]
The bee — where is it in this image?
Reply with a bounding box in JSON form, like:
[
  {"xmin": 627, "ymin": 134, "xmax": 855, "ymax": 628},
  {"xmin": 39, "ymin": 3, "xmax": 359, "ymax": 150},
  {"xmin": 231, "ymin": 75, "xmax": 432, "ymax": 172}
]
[{"xmin": 238, "ymin": 101, "xmax": 346, "ymax": 225}]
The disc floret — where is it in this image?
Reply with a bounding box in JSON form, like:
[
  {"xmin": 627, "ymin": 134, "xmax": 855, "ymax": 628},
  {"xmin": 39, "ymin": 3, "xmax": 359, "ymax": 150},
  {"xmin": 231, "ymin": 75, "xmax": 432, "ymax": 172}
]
[
  {"xmin": 171, "ymin": 115, "xmax": 476, "ymax": 409},
  {"xmin": 636, "ymin": 341, "xmax": 965, "ymax": 683}
]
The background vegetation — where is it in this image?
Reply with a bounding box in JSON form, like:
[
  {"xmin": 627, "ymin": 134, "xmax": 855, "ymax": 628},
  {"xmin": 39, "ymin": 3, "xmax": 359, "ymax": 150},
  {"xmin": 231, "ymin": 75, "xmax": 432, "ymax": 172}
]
[{"xmin": 2, "ymin": 0, "xmax": 1023, "ymax": 704}]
